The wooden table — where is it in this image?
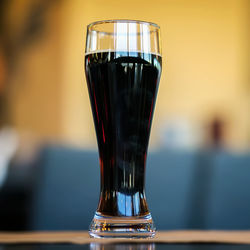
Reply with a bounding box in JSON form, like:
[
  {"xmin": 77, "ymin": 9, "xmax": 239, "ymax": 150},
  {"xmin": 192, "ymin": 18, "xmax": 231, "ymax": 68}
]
[{"xmin": 1, "ymin": 231, "xmax": 250, "ymax": 245}]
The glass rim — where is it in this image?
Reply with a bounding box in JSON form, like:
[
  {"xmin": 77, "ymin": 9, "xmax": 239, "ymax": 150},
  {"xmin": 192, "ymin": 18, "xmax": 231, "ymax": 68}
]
[{"xmin": 87, "ymin": 19, "xmax": 160, "ymax": 30}]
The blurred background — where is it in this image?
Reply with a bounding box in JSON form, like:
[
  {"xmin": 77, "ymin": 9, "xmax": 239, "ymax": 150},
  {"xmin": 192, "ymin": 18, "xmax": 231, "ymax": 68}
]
[{"xmin": 0, "ymin": 0, "xmax": 250, "ymax": 231}]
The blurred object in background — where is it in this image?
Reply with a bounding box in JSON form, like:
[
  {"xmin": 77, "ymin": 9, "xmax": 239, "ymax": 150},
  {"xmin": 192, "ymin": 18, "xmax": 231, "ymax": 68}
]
[
  {"xmin": 209, "ymin": 117, "xmax": 224, "ymax": 148},
  {"xmin": 0, "ymin": 43, "xmax": 8, "ymax": 126},
  {"xmin": 207, "ymin": 115, "xmax": 227, "ymax": 149},
  {"xmin": 0, "ymin": 0, "xmax": 63, "ymax": 141},
  {"xmin": 0, "ymin": 127, "xmax": 18, "ymax": 187},
  {"xmin": 159, "ymin": 117, "xmax": 202, "ymax": 151},
  {"xmin": 0, "ymin": 129, "xmax": 42, "ymax": 231}
]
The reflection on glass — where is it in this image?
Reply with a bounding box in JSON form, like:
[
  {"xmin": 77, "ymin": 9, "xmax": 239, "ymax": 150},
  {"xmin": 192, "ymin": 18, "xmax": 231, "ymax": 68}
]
[{"xmin": 90, "ymin": 243, "xmax": 155, "ymax": 250}]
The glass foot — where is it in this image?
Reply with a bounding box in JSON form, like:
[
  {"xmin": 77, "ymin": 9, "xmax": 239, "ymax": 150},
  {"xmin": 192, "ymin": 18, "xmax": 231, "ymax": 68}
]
[{"xmin": 89, "ymin": 212, "xmax": 156, "ymax": 238}]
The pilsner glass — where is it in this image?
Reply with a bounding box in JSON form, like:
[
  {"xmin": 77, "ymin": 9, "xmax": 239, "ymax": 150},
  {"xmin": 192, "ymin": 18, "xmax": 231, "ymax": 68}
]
[{"xmin": 84, "ymin": 20, "xmax": 162, "ymax": 238}]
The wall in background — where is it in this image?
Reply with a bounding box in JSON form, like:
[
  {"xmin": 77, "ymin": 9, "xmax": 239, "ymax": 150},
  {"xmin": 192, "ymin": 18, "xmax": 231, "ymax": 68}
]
[
  {"xmin": 5, "ymin": 0, "xmax": 250, "ymax": 150},
  {"xmin": 5, "ymin": 1, "xmax": 63, "ymax": 140}
]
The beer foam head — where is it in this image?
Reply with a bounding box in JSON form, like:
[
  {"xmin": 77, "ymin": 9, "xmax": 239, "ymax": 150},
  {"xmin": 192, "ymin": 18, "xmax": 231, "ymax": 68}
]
[{"xmin": 85, "ymin": 20, "xmax": 161, "ymax": 56}]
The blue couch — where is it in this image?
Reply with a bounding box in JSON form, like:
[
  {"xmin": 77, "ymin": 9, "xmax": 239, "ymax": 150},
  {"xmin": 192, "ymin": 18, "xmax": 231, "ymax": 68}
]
[{"xmin": 29, "ymin": 145, "xmax": 250, "ymax": 230}]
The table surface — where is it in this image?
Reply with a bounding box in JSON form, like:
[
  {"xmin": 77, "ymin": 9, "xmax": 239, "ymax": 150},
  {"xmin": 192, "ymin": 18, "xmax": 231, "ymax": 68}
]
[
  {"xmin": 1, "ymin": 243, "xmax": 250, "ymax": 250},
  {"xmin": 1, "ymin": 231, "xmax": 250, "ymax": 245}
]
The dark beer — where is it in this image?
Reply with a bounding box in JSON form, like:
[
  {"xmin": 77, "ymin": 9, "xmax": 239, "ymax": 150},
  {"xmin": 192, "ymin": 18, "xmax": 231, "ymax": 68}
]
[{"xmin": 85, "ymin": 51, "xmax": 162, "ymax": 217}]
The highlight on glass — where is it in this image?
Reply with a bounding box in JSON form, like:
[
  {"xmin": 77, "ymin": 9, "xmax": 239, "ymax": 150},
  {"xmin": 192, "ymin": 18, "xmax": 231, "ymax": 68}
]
[{"xmin": 84, "ymin": 20, "xmax": 162, "ymax": 238}]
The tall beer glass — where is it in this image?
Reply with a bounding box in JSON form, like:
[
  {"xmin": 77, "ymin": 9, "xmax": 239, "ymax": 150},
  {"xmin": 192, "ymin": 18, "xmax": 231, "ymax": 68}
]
[{"xmin": 85, "ymin": 20, "xmax": 162, "ymax": 238}]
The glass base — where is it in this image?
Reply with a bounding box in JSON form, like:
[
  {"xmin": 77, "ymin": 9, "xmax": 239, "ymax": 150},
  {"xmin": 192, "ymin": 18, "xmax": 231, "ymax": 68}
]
[{"xmin": 89, "ymin": 212, "xmax": 156, "ymax": 238}]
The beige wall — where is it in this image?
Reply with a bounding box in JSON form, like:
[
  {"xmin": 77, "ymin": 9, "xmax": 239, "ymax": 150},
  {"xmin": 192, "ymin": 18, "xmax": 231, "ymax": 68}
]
[
  {"xmin": 60, "ymin": 0, "xmax": 250, "ymax": 149},
  {"xmin": 7, "ymin": 0, "xmax": 250, "ymax": 150},
  {"xmin": 7, "ymin": 3, "xmax": 63, "ymax": 140}
]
